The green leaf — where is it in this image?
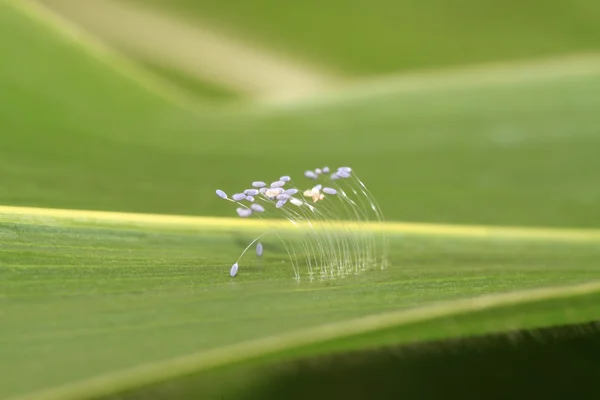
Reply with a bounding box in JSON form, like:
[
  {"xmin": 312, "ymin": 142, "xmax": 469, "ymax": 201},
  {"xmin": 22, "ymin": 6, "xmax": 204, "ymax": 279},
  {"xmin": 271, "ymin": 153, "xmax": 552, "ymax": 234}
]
[{"xmin": 2, "ymin": 209, "xmax": 600, "ymax": 399}]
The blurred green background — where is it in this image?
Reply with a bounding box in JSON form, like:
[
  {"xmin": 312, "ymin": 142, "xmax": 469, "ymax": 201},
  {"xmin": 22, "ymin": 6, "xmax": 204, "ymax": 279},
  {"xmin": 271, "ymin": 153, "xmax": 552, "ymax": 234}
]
[
  {"xmin": 132, "ymin": 0, "xmax": 600, "ymax": 74},
  {"xmin": 1, "ymin": 0, "xmax": 599, "ymax": 227}
]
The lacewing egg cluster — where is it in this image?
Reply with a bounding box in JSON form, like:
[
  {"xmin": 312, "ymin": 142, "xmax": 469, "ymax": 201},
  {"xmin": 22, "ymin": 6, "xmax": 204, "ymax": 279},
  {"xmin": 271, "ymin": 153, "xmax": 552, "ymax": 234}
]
[
  {"xmin": 216, "ymin": 165, "xmax": 350, "ymax": 219},
  {"xmin": 214, "ymin": 165, "xmax": 387, "ymax": 280}
]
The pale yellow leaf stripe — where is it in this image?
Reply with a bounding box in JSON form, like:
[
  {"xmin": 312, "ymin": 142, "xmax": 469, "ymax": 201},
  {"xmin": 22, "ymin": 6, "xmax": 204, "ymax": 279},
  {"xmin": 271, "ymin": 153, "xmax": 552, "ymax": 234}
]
[
  {"xmin": 1, "ymin": 205, "xmax": 599, "ymax": 242},
  {"xmin": 6, "ymin": 0, "xmax": 207, "ymax": 112},
  {"xmin": 30, "ymin": 0, "xmax": 339, "ymax": 101}
]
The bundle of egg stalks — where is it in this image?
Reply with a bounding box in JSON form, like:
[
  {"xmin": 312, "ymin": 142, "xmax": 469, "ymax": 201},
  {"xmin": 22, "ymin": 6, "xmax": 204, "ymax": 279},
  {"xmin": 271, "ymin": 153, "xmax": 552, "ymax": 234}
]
[{"xmin": 216, "ymin": 166, "xmax": 388, "ymax": 281}]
